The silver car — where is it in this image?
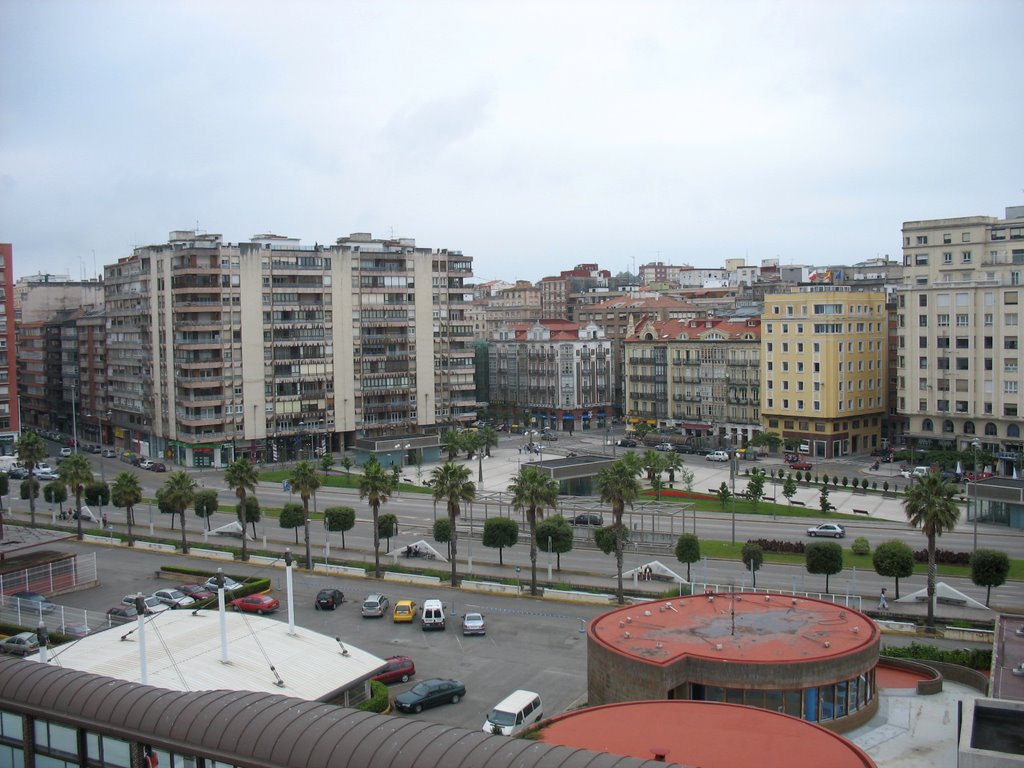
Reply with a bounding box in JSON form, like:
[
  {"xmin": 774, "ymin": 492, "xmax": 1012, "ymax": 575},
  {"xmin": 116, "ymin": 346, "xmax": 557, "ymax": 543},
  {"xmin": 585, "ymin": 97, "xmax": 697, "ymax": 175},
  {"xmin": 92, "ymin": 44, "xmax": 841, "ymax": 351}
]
[
  {"xmin": 462, "ymin": 612, "xmax": 486, "ymax": 636},
  {"xmin": 807, "ymin": 523, "xmax": 846, "ymax": 538},
  {"xmin": 361, "ymin": 594, "xmax": 390, "ymax": 618}
]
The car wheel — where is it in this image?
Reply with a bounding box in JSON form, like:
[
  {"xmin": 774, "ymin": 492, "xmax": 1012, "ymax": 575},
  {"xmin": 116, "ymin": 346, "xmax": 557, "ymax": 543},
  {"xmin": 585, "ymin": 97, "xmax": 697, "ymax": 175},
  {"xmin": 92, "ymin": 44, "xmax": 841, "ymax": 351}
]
[
  {"xmin": 232, "ymin": 605, "xmax": 239, "ymax": 611},
  {"xmin": 314, "ymin": 603, "xmax": 320, "ymax": 610},
  {"xmin": 809, "ymin": 532, "xmax": 815, "ymax": 537},
  {"xmin": 451, "ymin": 694, "xmax": 460, "ymax": 704},
  {"xmin": 257, "ymin": 609, "xmax": 265, "ymax": 615},
  {"xmin": 835, "ymin": 533, "xmax": 842, "ymax": 539},
  {"xmin": 401, "ymin": 673, "xmax": 409, "ymax": 683},
  {"xmin": 413, "ymin": 704, "xmax": 422, "ymax": 714}
]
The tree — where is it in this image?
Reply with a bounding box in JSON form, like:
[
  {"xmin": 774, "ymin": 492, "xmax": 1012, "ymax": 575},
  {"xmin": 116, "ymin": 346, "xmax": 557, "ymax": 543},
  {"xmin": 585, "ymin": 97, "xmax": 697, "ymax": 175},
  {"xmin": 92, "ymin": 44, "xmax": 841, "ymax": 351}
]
[
  {"xmin": 378, "ymin": 513, "xmax": 398, "ymax": 552},
  {"xmin": 280, "ymin": 502, "xmax": 305, "ymax": 544},
  {"xmin": 903, "ymin": 472, "xmax": 960, "ymax": 629},
  {"xmin": 0, "ymin": 473, "xmax": 8, "ymax": 511},
  {"xmin": 818, "ymin": 486, "xmax": 831, "ymax": 516},
  {"xmin": 805, "ymin": 541, "xmax": 843, "ymax": 593},
  {"xmin": 536, "ymin": 516, "xmax": 573, "ymax": 570},
  {"xmin": 745, "ymin": 471, "xmax": 766, "ymax": 514},
  {"xmin": 194, "ymin": 489, "xmax": 220, "ymax": 530},
  {"xmin": 872, "ymin": 539, "xmax": 915, "ymax": 599},
  {"xmin": 110, "ymin": 471, "xmax": 142, "ymax": 546},
  {"xmin": 479, "ymin": 426, "xmax": 499, "ymax": 458},
  {"xmin": 225, "ymin": 457, "xmax": 260, "ymax": 561},
  {"xmin": 595, "ymin": 524, "xmax": 630, "ymax": 572},
  {"xmin": 716, "ymin": 482, "xmax": 732, "ymax": 511},
  {"xmin": 482, "ymin": 517, "xmax": 519, "ymax": 565},
  {"xmin": 750, "ymin": 430, "xmax": 782, "ymax": 456},
  {"xmin": 339, "ymin": 456, "xmax": 353, "ymax": 477},
  {"xmin": 319, "ymin": 453, "xmax": 335, "ymax": 477},
  {"xmin": 237, "ymin": 496, "xmax": 261, "ymax": 542},
  {"xmin": 742, "ymin": 542, "xmax": 764, "ymax": 587},
  {"xmin": 431, "ymin": 462, "xmax": 476, "ymax": 588},
  {"xmin": 678, "ymin": 467, "xmax": 695, "ymax": 492},
  {"xmin": 20, "ymin": 479, "xmax": 39, "ymax": 507},
  {"xmin": 782, "ymin": 476, "xmax": 797, "ymax": 505},
  {"xmin": 58, "ymin": 454, "xmax": 93, "ymax": 541},
  {"xmin": 641, "ymin": 450, "xmax": 663, "ymax": 481},
  {"xmin": 43, "ymin": 481, "xmax": 67, "ymax": 516},
  {"xmin": 358, "ymin": 457, "xmax": 394, "ymax": 578},
  {"xmin": 324, "ymin": 506, "xmax": 356, "ymax": 548},
  {"xmin": 161, "ymin": 471, "xmax": 197, "ymax": 553},
  {"xmin": 442, "ymin": 430, "xmax": 462, "ymax": 461},
  {"xmin": 508, "ymin": 466, "xmax": 559, "ymax": 595},
  {"xmin": 675, "ymin": 533, "xmax": 700, "ymax": 581},
  {"xmin": 433, "ymin": 518, "xmax": 452, "ymax": 557},
  {"xmin": 595, "ymin": 460, "xmax": 641, "ymax": 605},
  {"xmin": 84, "ymin": 481, "xmax": 110, "ymax": 508},
  {"xmin": 288, "ymin": 460, "xmax": 321, "ymax": 569},
  {"xmin": 970, "ymin": 549, "xmax": 1010, "ymax": 607},
  {"xmin": 15, "ymin": 432, "xmax": 46, "ymax": 526},
  {"xmin": 651, "ymin": 476, "xmax": 664, "ymax": 501},
  {"xmin": 663, "ymin": 452, "xmax": 683, "ymax": 485}
]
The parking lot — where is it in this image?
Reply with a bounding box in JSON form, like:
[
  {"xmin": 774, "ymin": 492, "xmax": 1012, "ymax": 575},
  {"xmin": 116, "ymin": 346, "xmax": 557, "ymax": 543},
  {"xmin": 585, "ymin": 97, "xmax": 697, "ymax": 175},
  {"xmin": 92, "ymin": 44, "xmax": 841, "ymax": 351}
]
[{"xmin": 26, "ymin": 542, "xmax": 601, "ymax": 732}]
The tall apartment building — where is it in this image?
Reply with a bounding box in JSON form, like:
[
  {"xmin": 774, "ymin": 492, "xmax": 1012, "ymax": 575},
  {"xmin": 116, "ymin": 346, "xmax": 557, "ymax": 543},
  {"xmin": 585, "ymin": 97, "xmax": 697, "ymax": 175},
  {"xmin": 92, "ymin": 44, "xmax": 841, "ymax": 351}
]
[
  {"xmin": 897, "ymin": 207, "xmax": 1024, "ymax": 470},
  {"xmin": 761, "ymin": 286, "xmax": 887, "ymax": 458},
  {"xmin": 538, "ymin": 263, "xmax": 611, "ymax": 321},
  {"xmin": 488, "ymin": 320, "xmax": 614, "ymax": 432},
  {"xmin": 104, "ymin": 230, "xmax": 473, "ymax": 468},
  {"xmin": 0, "ymin": 244, "xmax": 18, "ymax": 453},
  {"xmin": 623, "ymin": 317, "xmax": 761, "ymax": 446}
]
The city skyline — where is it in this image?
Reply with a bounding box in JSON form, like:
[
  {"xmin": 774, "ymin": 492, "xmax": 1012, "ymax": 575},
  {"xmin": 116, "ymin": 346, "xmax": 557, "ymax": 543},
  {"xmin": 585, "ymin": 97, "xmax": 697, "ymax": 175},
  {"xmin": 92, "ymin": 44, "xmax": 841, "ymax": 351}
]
[{"xmin": 2, "ymin": 1, "xmax": 1022, "ymax": 283}]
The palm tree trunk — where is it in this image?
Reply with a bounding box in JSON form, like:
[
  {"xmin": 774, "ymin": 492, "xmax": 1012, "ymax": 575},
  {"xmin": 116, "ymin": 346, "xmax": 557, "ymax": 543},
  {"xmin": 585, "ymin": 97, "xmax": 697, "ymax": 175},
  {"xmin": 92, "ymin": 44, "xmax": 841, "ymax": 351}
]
[
  {"xmin": 926, "ymin": 535, "xmax": 937, "ymax": 629},
  {"xmin": 372, "ymin": 504, "xmax": 381, "ymax": 578},
  {"xmin": 239, "ymin": 492, "xmax": 249, "ymax": 562},
  {"xmin": 615, "ymin": 527, "xmax": 624, "ymax": 604},
  {"xmin": 28, "ymin": 475, "xmax": 37, "ymax": 526},
  {"xmin": 76, "ymin": 490, "xmax": 83, "ymax": 541},
  {"xmin": 127, "ymin": 505, "xmax": 135, "ymax": 546},
  {"xmin": 179, "ymin": 509, "xmax": 189, "ymax": 554},
  {"xmin": 528, "ymin": 511, "xmax": 538, "ymax": 596},
  {"xmin": 302, "ymin": 499, "xmax": 312, "ymax": 569},
  {"xmin": 449, "ymin": 508, "xmax": 459, "ymax": 588}
]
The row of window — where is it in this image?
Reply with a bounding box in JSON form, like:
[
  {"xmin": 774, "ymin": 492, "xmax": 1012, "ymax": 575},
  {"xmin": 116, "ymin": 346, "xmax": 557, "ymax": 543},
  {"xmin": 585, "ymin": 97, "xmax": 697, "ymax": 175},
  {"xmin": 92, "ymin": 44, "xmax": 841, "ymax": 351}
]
[
  {"xmin": 766, "ymin": 398, "xmax": 880, "ymax": 412},
  {"xmin": 917, "ymin": 418, "xmax": 1021, "ymax": 436},
  {"xmin": 770, "ymin": 303, "xmax": 882, "ymax": 316}
]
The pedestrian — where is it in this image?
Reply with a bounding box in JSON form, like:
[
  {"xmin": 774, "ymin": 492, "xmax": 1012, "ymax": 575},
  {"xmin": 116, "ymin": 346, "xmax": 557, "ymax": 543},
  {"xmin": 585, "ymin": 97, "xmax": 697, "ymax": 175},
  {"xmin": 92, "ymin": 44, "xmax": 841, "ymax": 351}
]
[{"xmin": 879, "ymin": 587, "xmax": 888, "ymax": 610}]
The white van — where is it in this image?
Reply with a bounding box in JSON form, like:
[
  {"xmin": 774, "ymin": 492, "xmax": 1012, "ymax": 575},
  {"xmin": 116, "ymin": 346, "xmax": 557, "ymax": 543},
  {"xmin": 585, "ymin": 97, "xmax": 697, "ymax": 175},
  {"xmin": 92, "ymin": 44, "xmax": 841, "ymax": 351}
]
[
  {"xmin": 483, "ymin": 690, "xmax": 544, "ymax": 736},
  {"xmin": 421, "ymin": 599, "xmax": 445, "ymax": 631}
]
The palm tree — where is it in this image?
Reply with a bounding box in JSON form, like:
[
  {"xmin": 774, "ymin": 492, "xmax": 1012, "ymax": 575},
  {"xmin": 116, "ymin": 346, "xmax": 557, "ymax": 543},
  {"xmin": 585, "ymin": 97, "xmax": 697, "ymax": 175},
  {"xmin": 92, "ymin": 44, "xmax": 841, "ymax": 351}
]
[
  {"xmin": 479, "ymin": 426, "xmax": 499, "ymax": 458},
  {"xmin": 225, "ymin": 457, "xmax": 260, "ymax": 561},
  {"xmin": 161, "ymin": 471, "xmax": 197, "ymax": 554},
  {"xmin": 431, "ymin": 462, "xmax": 476, "ymax": 588},
  {"xmin": 508, "ymin": 466, "xmax": 559, "ymax": 595},
  {"xmin": 358, "ymin": 457, "xmax": 394, "ymax": 578},
  {"xmin": 57, "ymin": 454, "xmax": 93, "ymax": 541},
  {"xmin": 15, "ymin": 432, "xmax": 46, "ymax": 526},
  {"xmin": 288, "ymin": 460, "xmax": 321, "ymax": 569},
  {"xmin": 442, "ymin": 430, "xmax": 462, "ymax": 461},
  {"xmin": 596, "ymin": 460, "xmax": 641, "ymax": 604},
  {"xmin": 664, "ymin": 452, "xmax": 683, "ymax": 485},
  {"xmin": 903, "ymin": 472, "xmax": 960, "ymax": 629},
  {"xmin": 110, "ymin": 471, "xmax": 143, "ymax": 546}
]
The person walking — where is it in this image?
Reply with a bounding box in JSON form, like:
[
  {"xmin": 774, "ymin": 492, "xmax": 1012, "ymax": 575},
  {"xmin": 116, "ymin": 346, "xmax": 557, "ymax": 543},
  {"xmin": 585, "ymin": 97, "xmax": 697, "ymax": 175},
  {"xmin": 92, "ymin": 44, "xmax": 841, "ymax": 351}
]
[{"xmin": 879, "ymin": 587, "xmax": 888, "ymax": 610}]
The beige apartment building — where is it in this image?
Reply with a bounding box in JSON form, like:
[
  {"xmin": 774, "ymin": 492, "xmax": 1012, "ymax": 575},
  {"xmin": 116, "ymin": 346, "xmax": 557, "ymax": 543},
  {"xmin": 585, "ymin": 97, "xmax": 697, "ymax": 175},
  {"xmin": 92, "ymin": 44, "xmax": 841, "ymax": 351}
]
[
  {"xmin": 623, "ymin": 316, "xmax": 761, "ymax": 446},
  {"xmin": 897, "ymin": 207, "xmax": 1024, "ymax": 470},
  {"xmin": 761, "ymin": 286, "xmax": 887, "ymax": 458},
  {"xmin": 103, "ymin": 230, "xmax": 473, "ymax": 468}
]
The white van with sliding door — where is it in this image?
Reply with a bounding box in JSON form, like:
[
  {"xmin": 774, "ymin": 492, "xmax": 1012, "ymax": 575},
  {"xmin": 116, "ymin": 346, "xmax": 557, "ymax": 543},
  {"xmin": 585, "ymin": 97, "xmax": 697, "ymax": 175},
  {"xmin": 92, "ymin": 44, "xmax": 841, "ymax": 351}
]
[{"xmin": 482, "ymin": 690, "xmax": 543, "ymax": 736}]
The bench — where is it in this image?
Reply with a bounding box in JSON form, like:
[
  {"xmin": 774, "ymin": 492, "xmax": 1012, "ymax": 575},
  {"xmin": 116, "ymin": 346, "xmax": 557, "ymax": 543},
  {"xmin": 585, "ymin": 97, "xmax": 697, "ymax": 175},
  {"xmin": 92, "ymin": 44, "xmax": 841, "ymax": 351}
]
[
  {"xmin": 852, "ymin": 508, "xmax": 870, "ymax": 516},
  {"xmin": 790, "ymin": 500, "xmax": 806, "ymax": 507},
  {"xmin": 708, "ymin": 488, "xmax": 721, "ymax": 494}
]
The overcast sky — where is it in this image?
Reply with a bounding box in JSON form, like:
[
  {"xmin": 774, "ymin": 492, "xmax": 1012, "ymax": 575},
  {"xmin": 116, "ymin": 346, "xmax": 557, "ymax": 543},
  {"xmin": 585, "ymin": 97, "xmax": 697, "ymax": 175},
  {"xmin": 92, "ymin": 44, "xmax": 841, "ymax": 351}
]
[{"xmin": 2, "ymin": 1, "xmax": 1021, "ymax": 284}]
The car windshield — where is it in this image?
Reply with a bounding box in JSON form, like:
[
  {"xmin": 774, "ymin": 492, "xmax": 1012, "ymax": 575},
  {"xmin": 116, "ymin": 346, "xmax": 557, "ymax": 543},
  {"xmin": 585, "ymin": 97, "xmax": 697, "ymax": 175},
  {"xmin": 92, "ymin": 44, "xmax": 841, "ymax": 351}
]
[
  {"xmin": 409, "ymin": 683, "xmax": 432, "ymax": 696},
  {"xmin": 465, "ymin": 613, "xmax": 482, "ymax": 623},
  {"xmin": 165, "ymin": 590, "xmax": 185, "ymax": 600},
  {"xmin": 488, "ymin": 709, "xmax": 517, "ymax": 726}
]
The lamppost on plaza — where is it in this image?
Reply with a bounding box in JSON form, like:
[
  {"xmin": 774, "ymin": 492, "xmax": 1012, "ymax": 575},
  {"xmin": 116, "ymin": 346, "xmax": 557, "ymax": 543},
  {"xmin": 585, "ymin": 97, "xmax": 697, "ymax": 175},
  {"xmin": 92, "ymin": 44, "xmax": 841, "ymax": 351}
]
[
  {"xmin": 730, "ymin": 437, "xmax": 737, "ymax": 546},
  {"xmin": 70, "ymin": 383, "xmax": 79, "ymax": 454},
  {"xmin": 971, "ymin": 437, "xmax": 981, "ymax": 552}
]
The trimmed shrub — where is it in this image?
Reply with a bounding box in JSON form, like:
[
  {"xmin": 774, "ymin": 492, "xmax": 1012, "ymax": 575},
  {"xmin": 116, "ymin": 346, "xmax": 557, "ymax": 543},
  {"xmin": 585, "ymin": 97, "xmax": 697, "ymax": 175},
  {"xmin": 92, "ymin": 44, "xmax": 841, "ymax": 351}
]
[{"xmin": 851, "ymin": 536, "xmax": 871, "ymax": 556}]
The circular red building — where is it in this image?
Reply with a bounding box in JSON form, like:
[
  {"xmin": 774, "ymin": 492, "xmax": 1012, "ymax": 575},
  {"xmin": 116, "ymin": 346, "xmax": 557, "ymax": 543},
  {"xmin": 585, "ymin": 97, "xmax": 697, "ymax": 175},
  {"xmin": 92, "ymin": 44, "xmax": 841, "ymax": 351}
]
[{"xmin": 588, "ymin": 592, "xmax": 881, "ymax": 731}]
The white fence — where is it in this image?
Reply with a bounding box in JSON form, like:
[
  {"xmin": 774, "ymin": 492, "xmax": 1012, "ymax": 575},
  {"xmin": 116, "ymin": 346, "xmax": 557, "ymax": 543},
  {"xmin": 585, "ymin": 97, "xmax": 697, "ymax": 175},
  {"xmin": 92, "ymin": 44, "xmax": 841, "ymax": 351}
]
[{"xmin": 692, "ymin": 583, "xmax": 863, "ymax": 612}]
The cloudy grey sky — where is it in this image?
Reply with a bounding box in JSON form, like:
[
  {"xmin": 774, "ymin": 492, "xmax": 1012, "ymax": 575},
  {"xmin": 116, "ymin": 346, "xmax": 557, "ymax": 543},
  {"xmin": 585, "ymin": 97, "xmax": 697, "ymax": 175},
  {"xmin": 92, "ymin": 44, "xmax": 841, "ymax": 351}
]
[{"xmin": 2, "ymin": 1, "xmax": 1021, "ymax": 284}]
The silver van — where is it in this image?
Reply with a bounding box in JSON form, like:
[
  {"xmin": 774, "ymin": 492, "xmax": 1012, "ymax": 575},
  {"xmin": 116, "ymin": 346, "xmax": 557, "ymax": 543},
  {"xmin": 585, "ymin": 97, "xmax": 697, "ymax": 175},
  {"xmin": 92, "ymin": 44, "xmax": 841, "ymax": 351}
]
[
  {"xmin": 421, "ymin": 599, "xmax": 445, "ymax": 631},
  {"xmin": 483, "ymin": 690, "xmax": 544, "ymax": 736}
]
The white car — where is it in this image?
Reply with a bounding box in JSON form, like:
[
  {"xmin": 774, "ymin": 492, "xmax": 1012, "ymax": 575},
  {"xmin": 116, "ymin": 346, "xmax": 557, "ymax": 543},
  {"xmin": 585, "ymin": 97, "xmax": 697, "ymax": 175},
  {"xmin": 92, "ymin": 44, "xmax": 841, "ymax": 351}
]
[
  {"xmin": 706, "ymin": 451, "xmax": 731, "ymax": 462},
  {"xmin": 152, "ymin": 588, "xmax": 196, "ymax": 609},
  {"xmin": 655, "ymin": 442, "xmax": 674, "ymax": 452},
  {"xmin": 203, "ymin": 575, "xmax": 245, "ymax": 593},
  {"xmin": 121, "ymin": 594, "xmax": 169, "ymax": 614},
  {"xmin": 59, "ymin": 447, "xmax": 73, "ymax": 457},
  {"xmin": 807, "ymin": 523, "xmax": 846, "ymax": 538},
  {"xmin": 36, "ymin": 469, "xmax": 60, "ymax": 481},
  {"xmin": 138, "ymin": 459, "xmax": 155, "ymax": 470}
]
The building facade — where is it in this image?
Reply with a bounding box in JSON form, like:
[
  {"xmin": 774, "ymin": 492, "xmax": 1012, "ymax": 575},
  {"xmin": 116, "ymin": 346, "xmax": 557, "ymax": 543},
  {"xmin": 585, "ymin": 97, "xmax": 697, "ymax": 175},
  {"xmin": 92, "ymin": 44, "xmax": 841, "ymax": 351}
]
[
  {"xmin": 102, "ymin": 230, "xmax": 473, "ymax": 468},
  {"xmin": 897, "ymin": 208, "xmax": 1024, "ymax": 471},
  {"xmin": 623, "ymin": 316, "xmax": 761, "ymax": 445},
  {"xmin": 488, "ymin": 320, "xmax": 614, "ymax": 432},
  {"xmin": 0, "ymin": 244, "xmax": 18, "ymax": 453},
  {"xmin": 761, "ymin": 286, "xmax": 887, "ymax": 458}
]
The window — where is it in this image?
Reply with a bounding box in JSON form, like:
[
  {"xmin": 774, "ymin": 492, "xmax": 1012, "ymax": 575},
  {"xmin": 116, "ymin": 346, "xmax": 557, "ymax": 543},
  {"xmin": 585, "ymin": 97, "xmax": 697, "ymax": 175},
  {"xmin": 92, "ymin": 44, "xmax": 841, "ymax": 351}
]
[
  {"xmin": 956, "ymin": 314, "xmax": 969, "ymax": 327},
  {"xmin": 1006, "ymin": 337, "xmax": 1019, "ymax": 350},
  {"xmin": 1007, "ymin": 313, "xmax": 1019, "ymax": 326},
  {"xmin": 962, "ymin": 250, "xmax": 972, "ymax": 263},
  {"xmin": 919, "ymin": 315, "xmax": 928, "ymax": 327},
  {"xmin": 956, "ymin": 358, "xmax": 969, "ymax": 370},
  {"xmin": 1006, "ymin": 291, "xmax": 1019, "ymax": 305},
  {"xmin": 916, "ymin": 235, "xmax": 928, "ymax": 244},
  {"xmin": 919, "ymin": 357, "xmax": 928, "ymax": 369},
  {"xmin": 992, "ymin": 228, "xmax": 1006, "ymax": 240},
  {"xmin": 1006, "ymin": 381, "xmax": 1019, "ymax": 394},
  {"xmin": 919, "ymin": 336, "xmax": 928, "ymax": 348},
  {"xmin": 984, "ymin": 313, "xmax": 993, "ymax": 326},
  {"xmin": 962, "ymin": 232, "xmax": 971, "ymax": 243},
  {"xmin": 1006, "ymin": 404, "xmax": 1019, "ymax": 417},
  {"xmin": 937, "ymin": 314, "xmax": 950, "ymax": 327},
  {"xmin": 918, "ymin": 295, "xmax": 928, "ymax": 307},
  {"xmin": 915, "ymin": 254, "xmax": 928, "ymax": 266},
  {"xmin": 922, "ymin": 418, "xmax": 934, "ymax": 431},
  {"xmin": 943, "ymin": 252, "xmax": 953, "ymax": 264},
  {"xmin": 943, "ymin": 233, "xmax": 952, "ymax": 244},
  {"xmin": 956, "ymin": 337, "xmax": 970, "ymax": 349}
]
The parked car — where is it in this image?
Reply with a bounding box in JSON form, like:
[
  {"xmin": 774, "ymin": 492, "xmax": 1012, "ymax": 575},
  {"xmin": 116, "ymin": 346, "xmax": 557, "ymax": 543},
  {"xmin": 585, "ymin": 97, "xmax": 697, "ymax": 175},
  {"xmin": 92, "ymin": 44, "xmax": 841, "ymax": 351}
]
[
  {"xmin": 617, "ymin": 438, "xmax": 638, "ymax": 448},
  {"xmin": 879, "ymin": 454, "xmax": 897, "ymax": 463},
  {"xmin": 314, "ymin": 588, "xmax": 345, "ymax": 610},
  {"xmin": 9, "ymin": 591, "xmax": 55, "ymax": 614},
  {"xmin": 102, "ymin": 449, "xmax": 118, "ymax": 458},
  {"xmin": 106, "ymin": 605, "xmax": 141, "ymax": 623},
  {"xmin": 0, "ymin": 632, "xmax": 40, "ymax": 656},
  {"xmin": 59, "ymin": 447, "xmax": 73, "ymax": 457},
  {"xmin": 674, "ymin": 444, "xmax": 695, "ymax": 454},
  {"xmin": 148, "ymin": 462, "xmax": 167, "ymax": 472},
  {"xmin": 179, "ymin": 584, "xmax": 216, "ymax": 602},
  {"xmin": 35, "ymin": 469, "xmax": 59, "ymax": 481},
  {"xmin": 393, "ymin": 678, "xmax": 466, "ymax": 714},
  {"xmin": 372, "ymin": 655, "xmax": 416, "ymax": 685},
  {"xmin": 57, "ymin": 622, "xmax": 92, "ymax": 638},
  {"xmin": 964, "ymin": 471, "xmax": 995, "ymax": 482},
  {"xmin": 361, "ymin": 594, "xmax": 390, "ymax": 618},
  {"xmin": 203, "ymin": 575, "xmax": 245, "ymax": 593},
  {"xmin": 807, "ymin": 523, "xmax": 846, "ymax": 538},
  {"xmin": 392, "ymin": 599, "xmax": 418, "ymax": 623},
  {"xmin": 7, "ymin": 467, "xmax": 29, "ymax": 479},
  {"xmin": 706, "ymin": 451, "xmax": 730, "ymax": 462},
  {"xmin": 152, "ymin": 588, "xmax": 196, "ymax": 609},
  {"xmin": 462, "ymin": 612, "xmax": 486, "ymax": 636},
  {"xmin": 230, "ymin": 594, "xmax": 280, "ymax": 615},
  {"xmin": 85, "ymin": 444, "xmax": 103, "ymax": 454},
  {"xmin": 790, "ymin": 461, "xmax": 813, "ymax": 471},
  {"xmin": 570, "ymin": 513, "xmax": 604, "ymax": 526},
  {"xmin": 138, "ymin": 459, "xmax": 155, "ymax": 470},
  {"xmin": 655, "ymin": 442, "xmax": 674, "ymax": 452},
  {"xmin": 784, "ymin": 454, "xmax": 800, "ymax": 463},
  {"xmin": 540, "ymin": 431, "xmax": 558, "ymax": 441},
  {"xmin": 122, "ymin": 594, "xmax": 168, "ymax": 614}
]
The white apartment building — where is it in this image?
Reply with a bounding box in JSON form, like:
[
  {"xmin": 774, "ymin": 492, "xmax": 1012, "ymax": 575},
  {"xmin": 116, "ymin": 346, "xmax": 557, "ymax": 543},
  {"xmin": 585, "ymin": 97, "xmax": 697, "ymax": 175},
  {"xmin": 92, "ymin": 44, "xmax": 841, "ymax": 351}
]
[
  {"xmin": 104, "ymin": 230, "xmax": 473, "ymax": 468},
  {"xmin": 897, "ymin": 207, "xmax": 1024, "ymax": 470}
]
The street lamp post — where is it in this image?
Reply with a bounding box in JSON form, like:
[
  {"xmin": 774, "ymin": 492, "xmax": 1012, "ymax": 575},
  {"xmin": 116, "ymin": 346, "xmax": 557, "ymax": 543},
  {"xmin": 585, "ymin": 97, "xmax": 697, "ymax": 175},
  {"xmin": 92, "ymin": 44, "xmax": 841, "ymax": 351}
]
[
  {"xmin": 730, "ymin": 440, "xmax": 737, "ymax": 545},
  {"xmin": 70, "ymin": 383, "xmax": 79, "ymax": 454},
  {"xmin": 971, "ymin": 438, "xmax": 981, "ymax": 552}
]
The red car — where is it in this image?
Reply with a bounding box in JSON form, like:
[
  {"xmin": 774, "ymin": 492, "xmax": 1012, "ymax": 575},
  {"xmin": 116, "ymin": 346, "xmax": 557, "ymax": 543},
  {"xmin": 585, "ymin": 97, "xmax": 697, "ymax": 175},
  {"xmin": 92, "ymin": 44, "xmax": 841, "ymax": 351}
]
[
  {"xmin": 179, "ymin": 584, "xmax": 216, "ymax": 602},
  {"xmin": 229, "ymin": 594, "xmax": 279, "ymax": 615},
  {"xmin": 372, "ymin": 655, "xmax": 416, "ymax": 685},
  {"xmin": 790, "ymin": 461, "xmax": 813, "ymax": 471}
]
